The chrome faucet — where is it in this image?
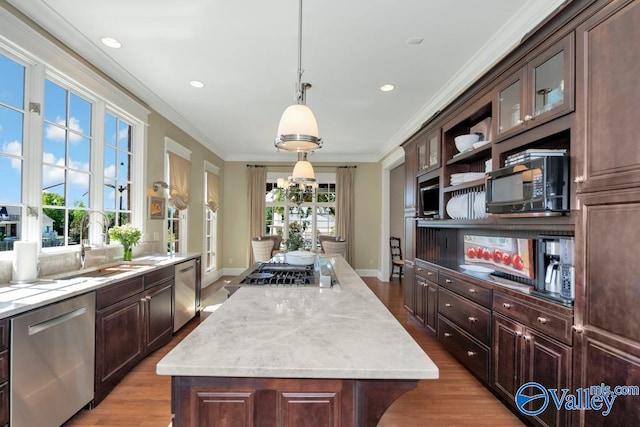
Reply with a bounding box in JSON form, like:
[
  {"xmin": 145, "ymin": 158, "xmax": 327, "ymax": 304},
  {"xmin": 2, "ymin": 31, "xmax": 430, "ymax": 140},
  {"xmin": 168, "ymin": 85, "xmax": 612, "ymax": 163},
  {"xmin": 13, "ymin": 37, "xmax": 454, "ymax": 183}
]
[{"xmin": 80, "ymin": 210, "xmax": 111, "ymax": 268}]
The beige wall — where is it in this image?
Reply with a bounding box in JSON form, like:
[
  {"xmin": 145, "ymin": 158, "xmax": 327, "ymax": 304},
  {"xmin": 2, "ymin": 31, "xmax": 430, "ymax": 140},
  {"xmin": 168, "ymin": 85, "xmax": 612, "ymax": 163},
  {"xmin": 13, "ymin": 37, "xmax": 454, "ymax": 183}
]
[{"xmin": 222, "ymin": 161, "xmax": 382, "ymax": 272}]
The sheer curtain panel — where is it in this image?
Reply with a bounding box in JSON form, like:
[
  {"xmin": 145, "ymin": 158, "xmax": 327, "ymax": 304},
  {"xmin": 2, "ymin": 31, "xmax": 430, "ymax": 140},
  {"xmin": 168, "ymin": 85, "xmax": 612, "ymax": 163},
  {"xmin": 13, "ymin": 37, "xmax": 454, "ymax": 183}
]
[
  {"xmin": 247, "ymin": 166, "xmax": 266, "ymax": 264},
  {"xmin": 336, "ymin": 167, "xmax": 355, "ymax": 265},
  {"xmin": 206, "ymin": 171, "xmax": 219, "ymax": 212},
  {"xmin": 168, "ymin": 152, "xmax": 191, "ymax": 210}
]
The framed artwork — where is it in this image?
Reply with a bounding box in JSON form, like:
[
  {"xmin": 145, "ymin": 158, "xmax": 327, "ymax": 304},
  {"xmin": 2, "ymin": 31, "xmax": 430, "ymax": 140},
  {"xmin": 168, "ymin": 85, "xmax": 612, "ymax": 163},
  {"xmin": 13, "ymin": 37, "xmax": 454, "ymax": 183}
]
[{"xmin": 149, "ymin": 196, "xmax": 166, "ymax": 220}]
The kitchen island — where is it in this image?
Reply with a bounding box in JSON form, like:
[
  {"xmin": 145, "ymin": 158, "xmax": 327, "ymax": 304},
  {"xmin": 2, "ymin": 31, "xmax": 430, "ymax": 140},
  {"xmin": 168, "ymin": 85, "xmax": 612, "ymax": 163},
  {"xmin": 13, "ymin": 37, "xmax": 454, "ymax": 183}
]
[{"xmin": 157, "ymin": 256, "xmax": 438, "ymax": 426}]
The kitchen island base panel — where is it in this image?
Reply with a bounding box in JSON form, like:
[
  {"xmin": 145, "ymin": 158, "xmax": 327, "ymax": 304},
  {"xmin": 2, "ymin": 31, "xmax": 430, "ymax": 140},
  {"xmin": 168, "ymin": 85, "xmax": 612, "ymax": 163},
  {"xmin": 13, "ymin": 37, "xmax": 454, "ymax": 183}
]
[{"xmin": 171, "ymin": 376, "xmax": 417, "ymax": 427}]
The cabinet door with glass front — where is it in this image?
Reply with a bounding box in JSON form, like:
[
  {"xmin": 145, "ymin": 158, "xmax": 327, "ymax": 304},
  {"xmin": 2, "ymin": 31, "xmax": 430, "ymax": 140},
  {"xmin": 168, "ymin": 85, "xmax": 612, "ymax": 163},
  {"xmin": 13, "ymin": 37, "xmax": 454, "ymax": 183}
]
[
  {"xmin": 495, "ymin": 34, "xmax": 574, "ymax": 142},
  {"xmin": 417, "ymin": 130, "xmax": 441, "ymax": 174}
]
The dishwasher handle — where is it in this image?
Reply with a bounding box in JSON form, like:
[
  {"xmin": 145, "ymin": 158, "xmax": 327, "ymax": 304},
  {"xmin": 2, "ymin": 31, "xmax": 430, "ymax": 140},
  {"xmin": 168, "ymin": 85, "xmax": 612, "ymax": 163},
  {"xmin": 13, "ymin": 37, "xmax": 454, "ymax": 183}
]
[{"xmin": 29, "ymin": 306, "xmax": 87, "ymax": 336}]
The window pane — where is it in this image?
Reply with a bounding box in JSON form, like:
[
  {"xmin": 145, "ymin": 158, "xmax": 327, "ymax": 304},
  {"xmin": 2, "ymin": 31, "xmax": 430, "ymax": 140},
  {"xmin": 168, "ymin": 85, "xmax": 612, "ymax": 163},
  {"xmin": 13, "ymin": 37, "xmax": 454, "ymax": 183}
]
[
  {"xmin": 42, "ymin": 165, "xmax": 65, "ymax": 197},
  {"xmin": 117, "ymin": 183, "xmax": 129, "ymax": 210},
  {"xmin": 104, "ymin": 112, "xmax": 117, "ymax": 147},
  {"xmin": 0, "ymin": 106, "xmax": 24, "ymax": 155},
  {"xmin": 0, "ymin": 53, "xmax": 25, "ymax": 108},
  {"xmin": 43, "ymin": 124, "xmax": 67, "ymax": 166},
  {"xmin": 0, "ymin": 156, "xmax": 21, "ymax": 204},
  {"xmin": 68, "ymin": 170, "xmax": 90, "ymax": 207},
  {"xmin": 104, "ymin": 146, "xmax": 116, "ymax": 178},
  {"xmin": 118, "ymin": 120, "xmax": 132, "ymax": 151},
  {"xmin": 69, "ymin": 92, "xmax": 92, "ymax": 137},
  {"xmin": 117, "ymin": 152, "xmax": 130, "ymax": 180},
  {"xmin": 68, "ymin": 135, "xmax": 90, "ymax": 172},
  {"xmin": 103, "ymin": 181, "xmax": 116, "ymax": 210},
  {"xmin": 44, "ymin": 80, "xmax": 67, "ymax": 125}
]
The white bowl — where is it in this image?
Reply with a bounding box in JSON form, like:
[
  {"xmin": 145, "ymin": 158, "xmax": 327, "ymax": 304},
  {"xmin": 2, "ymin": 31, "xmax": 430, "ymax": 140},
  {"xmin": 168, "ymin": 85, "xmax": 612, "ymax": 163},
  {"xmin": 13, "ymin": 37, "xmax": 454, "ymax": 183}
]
[
  {"xmin": 285, "ymin": 250, "xmax": 317, "ymax": 266},
  {"xmin": 454, "ymin": 134, "xmax": 480, "ymax": 152}
]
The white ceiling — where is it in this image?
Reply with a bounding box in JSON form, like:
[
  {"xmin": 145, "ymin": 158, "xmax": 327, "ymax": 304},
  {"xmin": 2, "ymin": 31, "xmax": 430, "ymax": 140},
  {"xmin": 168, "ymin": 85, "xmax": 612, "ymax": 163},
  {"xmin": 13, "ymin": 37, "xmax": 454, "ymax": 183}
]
[{"xmin": 9, "ymin": 0, "xmax": 565, "ymax": 163}]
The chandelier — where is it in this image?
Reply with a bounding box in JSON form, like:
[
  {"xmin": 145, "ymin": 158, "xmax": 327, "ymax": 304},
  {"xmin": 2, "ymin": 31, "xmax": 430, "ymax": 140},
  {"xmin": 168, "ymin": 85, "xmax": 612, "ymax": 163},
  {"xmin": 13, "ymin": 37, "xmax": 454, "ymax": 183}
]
[
  {"xmin": 277, "ymin": 152, "xmax": 318, "ymax": 205},
  {"xmin": 274, "ymin": 0, "xmax": 322, "ymax": 153}
]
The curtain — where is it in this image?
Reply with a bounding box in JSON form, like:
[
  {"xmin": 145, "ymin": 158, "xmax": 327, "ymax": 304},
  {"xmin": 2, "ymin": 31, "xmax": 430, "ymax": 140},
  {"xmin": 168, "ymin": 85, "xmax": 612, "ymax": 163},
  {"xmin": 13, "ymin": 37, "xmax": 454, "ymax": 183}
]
[
  {"xmin": 168, "ymin": 152, "xmax": 191, "ymax": 210},
  {"xmin": 206, "ymin": 171, "xmax": 219, "ymax": 212},
  {"xmin": 247, "ymin": 166, "xmax": 266, "ymax": 264},
  {"xmin": 336, "ymin": 167, "xmax": 355, "ymax": 265}
]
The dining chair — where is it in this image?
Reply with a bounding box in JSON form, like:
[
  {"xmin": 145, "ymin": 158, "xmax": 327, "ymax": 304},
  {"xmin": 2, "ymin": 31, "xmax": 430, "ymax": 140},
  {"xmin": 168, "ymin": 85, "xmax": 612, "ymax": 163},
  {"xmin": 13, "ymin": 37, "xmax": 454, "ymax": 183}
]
[
  {"xmin": 389, "ymin": 236, "xmax": 404, "ymax": 280},
  {"xmin": 251, "ymin": 238, "xmax": 275, "ymax": 263},
  {"xmin": 321, "ymin": 240, "xmax": 348, "ymax": 260}
]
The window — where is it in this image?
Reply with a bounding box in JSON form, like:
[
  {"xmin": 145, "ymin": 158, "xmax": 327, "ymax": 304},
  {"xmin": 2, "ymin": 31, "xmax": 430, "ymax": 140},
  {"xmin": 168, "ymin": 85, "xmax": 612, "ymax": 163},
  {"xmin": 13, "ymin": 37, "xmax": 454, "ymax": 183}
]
[
  {"xmin": 203, "ymin": 162, "xmax": 219, "ymax": 273},
  {"xmin": 165, "ymin": 138, "xmax": 191, "ymax": 254},
  {"xmin": 265, "ymin": 172, "xmax": 336, "ymax": 251},
  {"xmin": 0, "ymin": 15, "xmax": 148, "ymax": 255},
  {"xmin": 0, "ymin": 51, "xmax": 25, "ymax": 252}
]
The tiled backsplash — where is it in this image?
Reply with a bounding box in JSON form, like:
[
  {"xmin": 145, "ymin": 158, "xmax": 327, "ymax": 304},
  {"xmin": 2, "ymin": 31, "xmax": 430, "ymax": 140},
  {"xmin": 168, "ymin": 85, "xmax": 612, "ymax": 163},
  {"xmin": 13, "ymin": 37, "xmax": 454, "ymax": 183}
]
[{"xmin": 0, "ymin": 241, "xmax": 162, "ymax": 284}]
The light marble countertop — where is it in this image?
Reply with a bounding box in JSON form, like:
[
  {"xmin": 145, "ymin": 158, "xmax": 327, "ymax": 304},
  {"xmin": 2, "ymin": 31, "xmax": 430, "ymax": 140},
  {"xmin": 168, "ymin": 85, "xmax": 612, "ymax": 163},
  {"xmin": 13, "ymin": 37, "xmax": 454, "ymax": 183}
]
[
  {"xmin": 157, "ymin": 256, "xmax": 439, "ymax": 380},
  {"xmin": 0, "ymin": 253, "xmax": 200, "ymax": 319}
]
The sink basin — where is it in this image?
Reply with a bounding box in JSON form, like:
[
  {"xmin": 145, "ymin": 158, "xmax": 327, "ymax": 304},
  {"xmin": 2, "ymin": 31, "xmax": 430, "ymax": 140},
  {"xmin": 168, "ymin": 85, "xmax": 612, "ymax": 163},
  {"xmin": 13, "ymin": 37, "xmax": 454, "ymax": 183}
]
[{"xmin": 63, "ymin": 263, "xmax": 152, "ymax": 280}]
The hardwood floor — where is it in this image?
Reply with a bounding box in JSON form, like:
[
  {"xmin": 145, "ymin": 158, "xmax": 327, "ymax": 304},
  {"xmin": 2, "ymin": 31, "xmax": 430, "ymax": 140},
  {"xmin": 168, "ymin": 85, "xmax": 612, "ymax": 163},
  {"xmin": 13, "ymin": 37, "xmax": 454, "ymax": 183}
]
[{"xmin": 65, "ymin": 276, "xmax": 524, "ymax": 426}]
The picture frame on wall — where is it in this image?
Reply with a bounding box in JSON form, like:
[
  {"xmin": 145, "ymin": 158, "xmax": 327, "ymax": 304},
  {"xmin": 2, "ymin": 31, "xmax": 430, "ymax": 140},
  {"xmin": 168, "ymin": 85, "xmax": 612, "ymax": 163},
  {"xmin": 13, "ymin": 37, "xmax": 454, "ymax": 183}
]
[{"xmin": 149, "ymin": 196, "xmax": 166, "ymax": 220}]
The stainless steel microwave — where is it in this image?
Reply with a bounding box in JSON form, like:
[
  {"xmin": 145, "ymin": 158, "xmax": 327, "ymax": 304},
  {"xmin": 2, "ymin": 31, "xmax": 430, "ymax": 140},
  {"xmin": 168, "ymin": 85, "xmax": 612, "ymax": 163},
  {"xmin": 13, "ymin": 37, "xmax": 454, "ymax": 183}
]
[{"xmin": 485, "ymin": 156, "xmax": 569, "ymax": 216}]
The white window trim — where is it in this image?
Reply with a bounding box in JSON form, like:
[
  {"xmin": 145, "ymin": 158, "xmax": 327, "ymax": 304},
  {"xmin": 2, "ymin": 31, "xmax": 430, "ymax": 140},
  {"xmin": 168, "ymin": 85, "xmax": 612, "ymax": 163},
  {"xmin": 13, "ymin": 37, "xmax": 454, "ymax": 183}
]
[
  {"xmin": 202, "ymin": 161, "xmax": 220, "ymax": 286},
  {"xmin": 0, "ymin": 9, "xmax": 149, "ymax": 258}
]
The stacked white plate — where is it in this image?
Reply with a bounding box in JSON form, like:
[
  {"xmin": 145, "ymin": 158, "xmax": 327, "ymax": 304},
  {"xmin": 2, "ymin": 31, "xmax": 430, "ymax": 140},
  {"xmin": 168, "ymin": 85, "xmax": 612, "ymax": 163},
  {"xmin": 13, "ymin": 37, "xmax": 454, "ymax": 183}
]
[{"xmin": 446, "ymin": 191, "xmax": 488, "ymax": 219}]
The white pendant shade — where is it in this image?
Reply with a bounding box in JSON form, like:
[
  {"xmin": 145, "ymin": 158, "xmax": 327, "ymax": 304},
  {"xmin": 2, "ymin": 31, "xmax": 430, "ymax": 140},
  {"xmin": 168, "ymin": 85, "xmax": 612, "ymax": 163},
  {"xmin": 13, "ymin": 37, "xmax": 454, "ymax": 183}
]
[
  {"xmin": 275, "ymin": 104, "xmax": 322, "ymax": 151},
  {"xmin": 292, "ymin": 159, "xmax": 315, "ymax": 180}
]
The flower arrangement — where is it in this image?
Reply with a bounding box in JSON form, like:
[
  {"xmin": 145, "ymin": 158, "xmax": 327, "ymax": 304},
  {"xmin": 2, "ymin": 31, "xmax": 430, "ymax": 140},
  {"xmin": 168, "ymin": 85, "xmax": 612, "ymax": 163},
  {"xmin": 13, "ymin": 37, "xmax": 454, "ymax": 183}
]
[
  {"xmin": 284, "ymin": 221, "xmax": 306, "ymax": 251},
  {"xmin": 108, "ymin": 223, "xmax": 142, "ymax": 261}
]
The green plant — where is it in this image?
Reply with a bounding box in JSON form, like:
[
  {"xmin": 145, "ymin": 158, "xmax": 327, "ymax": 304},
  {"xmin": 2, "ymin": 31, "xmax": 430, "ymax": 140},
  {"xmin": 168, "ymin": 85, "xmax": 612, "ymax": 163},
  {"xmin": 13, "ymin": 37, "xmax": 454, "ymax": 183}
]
[{"xmin": 284, "ymin": 222, "xmax": 306, "ymax": 251}]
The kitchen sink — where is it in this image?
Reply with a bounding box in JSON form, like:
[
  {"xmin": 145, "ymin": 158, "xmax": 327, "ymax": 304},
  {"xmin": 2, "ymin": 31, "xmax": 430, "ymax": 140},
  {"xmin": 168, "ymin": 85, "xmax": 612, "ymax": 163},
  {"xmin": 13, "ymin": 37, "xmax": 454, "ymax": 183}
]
[{"xmin": 63, "ymin": 263, "xmax": 152, "ymax": 279}]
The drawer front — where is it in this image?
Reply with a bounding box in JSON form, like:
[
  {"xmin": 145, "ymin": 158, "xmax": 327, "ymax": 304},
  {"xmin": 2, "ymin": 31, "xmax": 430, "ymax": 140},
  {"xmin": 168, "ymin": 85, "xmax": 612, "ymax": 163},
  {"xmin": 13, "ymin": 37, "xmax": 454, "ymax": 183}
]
[
  {"xmin": 438, "ymin": 315, "xmax": 490, "ymax": 383},
  {"xmin": 0, "ymin": 319, "xmax": 7, "ymax": 351},
  {"xmin": 415, "ymin": 263, "xmax": 438, "ymax": 282},
  {"xmin": 493, "ymin": 292, "xmax": 572, "ymax": 345},
  {"xmin": 439, "ymin": 273, "xmax": 492, "ymax": 308},
  {"xmin": 97, "ymin": 276, "xmax": 144, "ymax": 309},
  {"xmin": 439, "ymin": 287, "xmax": 491, "ymax": 345},
  {"xmin": 0, "ymin": 350, "xmax": 7, "ymax": 384},
  {"xmin": 144, "ymin": 265, "xmax": 175, "ymax": 289}
]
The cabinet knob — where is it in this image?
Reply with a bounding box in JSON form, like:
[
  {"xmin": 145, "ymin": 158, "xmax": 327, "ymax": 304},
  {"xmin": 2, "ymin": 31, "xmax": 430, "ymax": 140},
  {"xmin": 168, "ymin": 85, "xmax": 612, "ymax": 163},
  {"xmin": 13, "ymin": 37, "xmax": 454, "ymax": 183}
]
[
  {"xmin": 574, "ymin": 176, "xmax": 586, "ymax": 183},
  {"xmin": 537, "ymin": 317, "xmax": 548, "ymax": 324},
  {"xmin": 467, "ymin": 351, "xmax": 476, "ymax": 357},
  {"xmin": 417, "ymin": 267, "xmax": 422, "ymax": 272},
  {"xmin": 445, "ymin": 279, "xmax": 452, "ymax": 284},
  {"xmin": 467, "ymin": 316, "xmax": 477, "ymax": 323},
  {"xmin": 572, "ymin": 325, "xmax": 584, "ymax": 333},
  {"xmin": 468, "ymin": 288, "xmax": 477, "ymax": 294},
  {"xmin": 427, "ymin": 271, "xmax": 434, "ymax": 276},
  {"xmin": 514, "ymin": 331, "xmax": 522, "ymax": 337},
  {"xmin": 523, "ymin": 335, "xmax": 531, "ymax": 341},
  {"xmin": 524, "ymin": 114, "xmax": 533, "ymax": 122},
  {"xmin": 444, "ymin": 332, "xmax": 452, "ymax": 338},
  {"xmin": 445, "ymin": 303, "xmax": 452, "ymax": 307},
  {"xmin": 502, "ymin": 303, "xmax": 511, "ymax": 309}
]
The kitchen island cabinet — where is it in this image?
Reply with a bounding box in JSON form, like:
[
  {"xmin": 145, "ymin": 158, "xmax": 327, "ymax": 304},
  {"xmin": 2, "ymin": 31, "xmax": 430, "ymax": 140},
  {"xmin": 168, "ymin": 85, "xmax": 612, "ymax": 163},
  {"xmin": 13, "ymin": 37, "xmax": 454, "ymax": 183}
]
[{"xmin": 157, "ymin": 256, "xmax": 438, "ymax": 427}]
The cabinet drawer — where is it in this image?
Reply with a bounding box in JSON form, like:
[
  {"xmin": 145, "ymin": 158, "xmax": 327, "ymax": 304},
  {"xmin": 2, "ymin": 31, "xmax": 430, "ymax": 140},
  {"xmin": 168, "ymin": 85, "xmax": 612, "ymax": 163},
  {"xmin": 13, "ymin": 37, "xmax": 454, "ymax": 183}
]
[
  {"xmin": 439, "ymin": 273, "xmax": 492, "ymax": 308},
  {"xmin": 144, "ymin": 265, "xmax": 174, "ymax": 289},
  {"xmin": 439, "ymin": 288, "xmax": 491, "ymax": 345},
  {"xmin": 415, "ymin": 263, "xmax": 438, "ymax": 282},
  {"xmin": 97, "ymin": 276, "xmax": 144, "ymax": 309},
  {"xmin": 493, "ymin": 292, "xmax": 572, "ymax": 345},
  {"xmin": 0, "ymin": 350, "xmax": 7, "ymax": 384},
  {"xmin": 438, "ymin": 315, "xmax": 490, "ymax": 383},
  {"xmin": 0, "ymin": 319, "xmax": 7, "ymax": 351}
]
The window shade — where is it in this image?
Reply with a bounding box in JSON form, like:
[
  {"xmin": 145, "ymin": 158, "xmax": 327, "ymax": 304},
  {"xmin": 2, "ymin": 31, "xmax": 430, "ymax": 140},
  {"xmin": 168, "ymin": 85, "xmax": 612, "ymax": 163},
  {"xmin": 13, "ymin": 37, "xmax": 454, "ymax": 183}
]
[
  {"xmin": 168, "ymin": 152, "xmax": 191, "ymax": 210},
  {"xmin": 206, "ymin": 171, "xmax": 219, "ymax": 212}
]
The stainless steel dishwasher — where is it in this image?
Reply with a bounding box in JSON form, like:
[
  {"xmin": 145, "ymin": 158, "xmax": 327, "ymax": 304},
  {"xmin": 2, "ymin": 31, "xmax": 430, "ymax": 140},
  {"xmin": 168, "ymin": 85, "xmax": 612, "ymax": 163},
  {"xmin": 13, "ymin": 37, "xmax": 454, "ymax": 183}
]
[
  {"xmin": 174, "ymin": 259, "xmax": 197, "ymax": 331},
  {"xmin": 11, "ymin": 292, "xmax": 96, "ymax": 427}
]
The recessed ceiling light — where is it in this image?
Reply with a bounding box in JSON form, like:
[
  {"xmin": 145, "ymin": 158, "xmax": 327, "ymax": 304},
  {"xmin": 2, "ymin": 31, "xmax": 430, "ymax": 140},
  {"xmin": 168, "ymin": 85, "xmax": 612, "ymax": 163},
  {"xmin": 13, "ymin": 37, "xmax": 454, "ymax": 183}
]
[
  {"xmin": 406, "ymin": 37, "xmax": 424, "ymax": 45},
  {"xmin": 380, "ymin": 84, "xmax": 395, "ymax": 92},
  {"xmin": 101, "ymin": 37, "xmax": 122, "ymax": 49},
  {"xmin": 190, "ymin": 80, "xmax": 205, "ymax": 88}
]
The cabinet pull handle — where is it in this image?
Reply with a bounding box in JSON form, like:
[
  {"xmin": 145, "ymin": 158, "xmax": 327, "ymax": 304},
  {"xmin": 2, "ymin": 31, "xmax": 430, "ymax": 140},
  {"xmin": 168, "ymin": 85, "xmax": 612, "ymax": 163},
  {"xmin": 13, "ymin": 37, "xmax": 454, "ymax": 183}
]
[
  {"xmin": 574, "ymin": 176, "xmax": 586, "ymax": 183},
  {"xmin": 468, "ymin": 288, "xmax": 477, "ymax": 293},
  {"xmin": 572, "ymin": 325, "xmax": 584, "ymax": 333},
  {"xmin": 502, "ymin": 303, "xmax": 511, "ymax": 309},
  {"xmin": 537, "ymin": 317, "xmax": 548, "ymax": 324},
  {"xmin": 445, "ymin": 303, "xmax": 452, "ymax": 308},
  {"xmin": 467, "ymin": 351, "xmax": 476, "ymax": 357},
  {"xmin": 523, "ymin": 335, "xmax": 531, "ymax": 341},
  {"xmin": 444, "ymin": 332, "xmax": 452, "ymax": 338},
  {"xmin": 468, "ymin": 316, "xmax": 477, "ymax": 322},
  {"xmin": 427, "ymin": 271, "xmax": 434, "ymax": 276},
  {"xmin": 524, "ymin": 114, "xmax": 533, "ymax": 122},
  {"xmin": 445, "ymin": 279, "xmax": 452, "ymax": 284},
  {"xmin": 417, "ymin": 268, "xmax": 422, "ymax": 272}
]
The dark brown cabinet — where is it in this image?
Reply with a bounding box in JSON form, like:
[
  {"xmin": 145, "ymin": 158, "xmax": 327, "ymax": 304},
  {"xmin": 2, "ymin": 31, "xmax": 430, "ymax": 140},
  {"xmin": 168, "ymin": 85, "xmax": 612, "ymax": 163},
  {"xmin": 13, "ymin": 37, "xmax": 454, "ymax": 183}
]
[
  {"xmin": 402, "ymin": 262, "xmax": 415, "ymax": 315},
  {"xmin": 493, "ymin": 313, "xmax": 571, "ymax": 427},
  {"xmin": 95, "ymin": 267, "xmax": 174, "ymax": 405},
  {"xmin": 417, "ymin": 130, "xmax": 440, "ymax": 174},
  {"xmin": 0, "ymin": 319, "xmax": 7, "ymax": 426},
  {"xmin": 404, "ymin": 142, "xmax": 417, "ymax": 211},
  {"xmin": 494, "ymin": 34, "xmax": 574, "ymax": 142}
]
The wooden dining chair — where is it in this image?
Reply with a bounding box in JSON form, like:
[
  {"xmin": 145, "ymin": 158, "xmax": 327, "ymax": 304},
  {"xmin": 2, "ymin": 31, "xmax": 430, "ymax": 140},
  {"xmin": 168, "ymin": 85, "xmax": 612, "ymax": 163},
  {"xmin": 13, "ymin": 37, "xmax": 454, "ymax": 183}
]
[
  {"xmin": 389, "ymin": 236, "xmax": 404, "ymax": 280},
  {"xmin": 251, "ymin": 238, "xmax": 275, "ymax": 263}
]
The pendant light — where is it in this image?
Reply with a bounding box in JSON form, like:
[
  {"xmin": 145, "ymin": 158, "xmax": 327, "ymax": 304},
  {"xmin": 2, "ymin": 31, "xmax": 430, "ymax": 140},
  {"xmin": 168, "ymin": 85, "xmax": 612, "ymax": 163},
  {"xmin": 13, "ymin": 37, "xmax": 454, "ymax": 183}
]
[{"xmin": 274, "ymin": 0, "xmax": 322, "ymax": 152}]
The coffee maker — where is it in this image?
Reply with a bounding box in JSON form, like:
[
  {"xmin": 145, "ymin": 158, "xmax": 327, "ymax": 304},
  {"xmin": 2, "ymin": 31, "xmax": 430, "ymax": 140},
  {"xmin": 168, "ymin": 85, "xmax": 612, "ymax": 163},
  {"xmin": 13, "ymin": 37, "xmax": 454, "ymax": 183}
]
[{"xmin": 535, "ymin": 235, "xmax": 575, "ymax": 304}]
